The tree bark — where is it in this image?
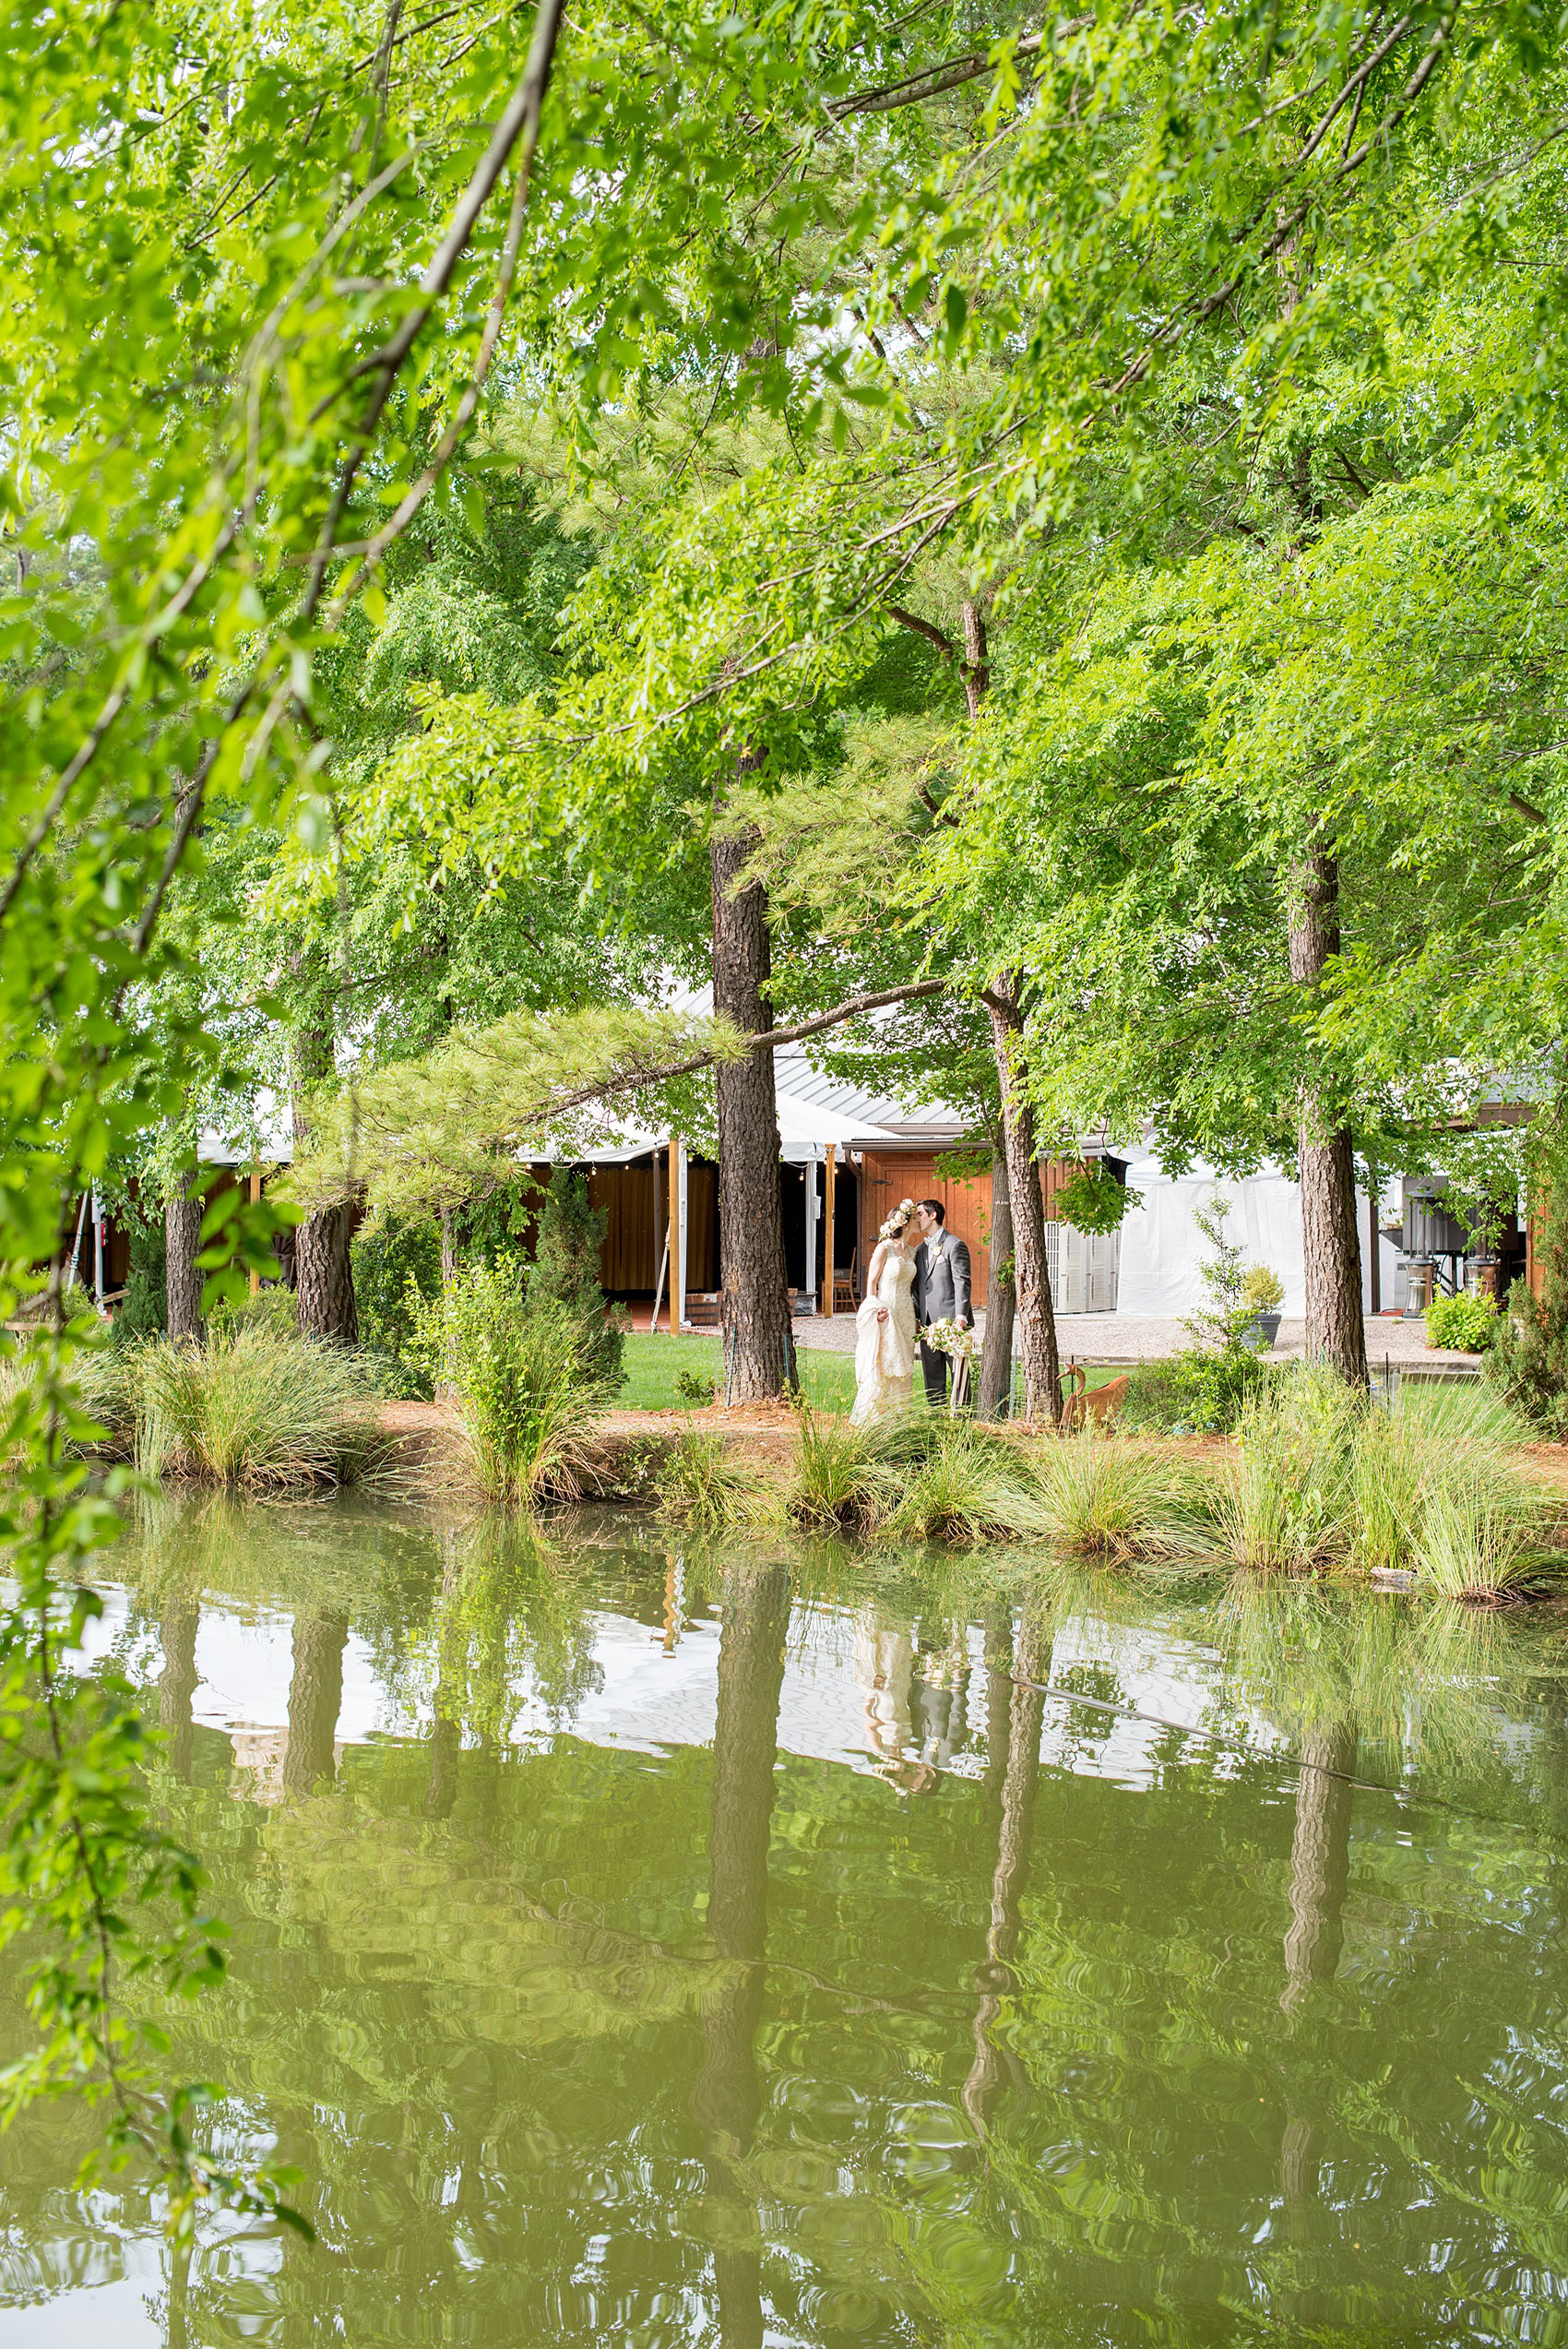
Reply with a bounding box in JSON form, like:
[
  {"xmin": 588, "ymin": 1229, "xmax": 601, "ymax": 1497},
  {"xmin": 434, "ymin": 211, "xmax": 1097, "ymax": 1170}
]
[
  {"xmin": 1289, "ymin": 849, "xmax": 1367, "ymax": 1384},
  {"xmin": 977, "ymin": 1138, "xmax": 1016, "ymax": 1419},
  {"xmin": 440, "ymin": 1206, "xmax": 458, "ymax": 1287},
  {"xmin": 986, "ymin": 979, "xmax": 1062, "ymax": 1423},
  {"xmin": 692, "ymin": 1562, "xmax": 790, "ymax": 2349},
  {"xmin": 165, "ymin": 1179, "xmax": 204, "ymax": 1341},
  {"xmin": 292, "ymin": 1006, "xmax": 360, "ymax": 1345},
  {"xmin": 711, "ymin": 772, "xmax": 796, "ymax": 1401},
  {"xmin": 281, "ymin": 1609, "xmax": 349, "ymax": 1800}
]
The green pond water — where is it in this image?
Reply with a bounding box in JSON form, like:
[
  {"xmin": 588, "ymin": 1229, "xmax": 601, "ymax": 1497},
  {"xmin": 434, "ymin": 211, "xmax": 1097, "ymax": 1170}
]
[{"xmin": 4, "ymin": 1495, "xmax": 1568, "ymax": 2347}]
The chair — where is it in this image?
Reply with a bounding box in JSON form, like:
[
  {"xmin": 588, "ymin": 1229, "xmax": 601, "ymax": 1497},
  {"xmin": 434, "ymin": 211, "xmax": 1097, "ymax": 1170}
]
[{"xmin": 832, "ymin": 1250, "xmax": 859, "ymax": 1314}]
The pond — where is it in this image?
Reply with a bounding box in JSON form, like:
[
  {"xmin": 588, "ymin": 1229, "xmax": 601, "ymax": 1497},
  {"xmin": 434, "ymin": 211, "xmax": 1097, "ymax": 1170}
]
[{"xmin": 3, "ymin": 1493, "xmax": 1568, "ymax": 2347}]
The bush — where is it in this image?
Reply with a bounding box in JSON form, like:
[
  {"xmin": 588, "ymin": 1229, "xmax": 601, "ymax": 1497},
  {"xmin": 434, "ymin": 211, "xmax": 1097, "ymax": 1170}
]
[
  {"xmin": 1411, "ymin": 1460, "xmax": 1541, "ymax": 1602},
  {"xmin": 134, "ymin": 1328, "xmax": 388, "ymax": 1490},
  {"xmin": 1034, "ymin": 1431, "xmax": 1194, "ymax": 1559},
  {"xmin": 675, "ymin": 1367, "xmax": 717, "ymax": 1406},
  {"xmin": 527, "ymin": 1168, "xmax": 625, "ymax": 1398},
  {"xmin": 1118, "ymin": 1346, "xmax": 1270, "ymax": 1435},
  {"xmin": 209, "ymin": 1284, "xmax": 299, "ymax": 1341},
  {"xmin": 873, "ymin": 1419, "xmax": 1048, "ymax": 1544},
  {"xmin": 1425, "ymin": 1289, "xmax": 1498, "ymax": 1353},
  {"xmin": 411, "ymin": 1260, "xmax": 601, "ymax": 1503},
  {"xmin": 352, "ymin": 1217, "xmax": 443, "ymax": 1398},
  {"xmin": 790, "ymin": 1409, "xmax": 880, "ymax": 1529},
  {"xmin": 1239, "ymin": 1265, "xmax": 1285, "ymax": 1315},
  {"xmin": 1211, "ymin": 1373, "xmax": 1360, "ymax": 1569},
  {"xmin": 657, "ymin": 1425, "xmax": 776, "ymax": 1529}
]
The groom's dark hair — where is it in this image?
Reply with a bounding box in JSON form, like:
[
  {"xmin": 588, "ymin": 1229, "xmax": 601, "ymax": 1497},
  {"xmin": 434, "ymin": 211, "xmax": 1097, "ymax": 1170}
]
[{"xmin": 916, "ymin": 1198, "xmax": 945, "ymax": 1224}]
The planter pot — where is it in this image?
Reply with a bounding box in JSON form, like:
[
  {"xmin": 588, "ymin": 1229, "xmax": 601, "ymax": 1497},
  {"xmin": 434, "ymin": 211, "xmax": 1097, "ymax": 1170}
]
[{"xmin": 1251, "ymin": 1311, "xmax": 1282, "ymax": 1350}]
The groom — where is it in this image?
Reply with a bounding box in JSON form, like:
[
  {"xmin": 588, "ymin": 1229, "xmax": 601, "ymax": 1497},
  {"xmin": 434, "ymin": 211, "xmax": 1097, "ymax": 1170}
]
[{"xmin": 912, "ymin": 1198, "xmax": 973, "ymax": 1407}]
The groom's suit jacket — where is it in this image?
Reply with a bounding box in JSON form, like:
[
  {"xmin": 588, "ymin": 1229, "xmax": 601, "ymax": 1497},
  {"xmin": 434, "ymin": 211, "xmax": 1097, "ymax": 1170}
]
[{"xmin": 913, "ymin": 1228, "xmax": 973, "ymax": 1332}]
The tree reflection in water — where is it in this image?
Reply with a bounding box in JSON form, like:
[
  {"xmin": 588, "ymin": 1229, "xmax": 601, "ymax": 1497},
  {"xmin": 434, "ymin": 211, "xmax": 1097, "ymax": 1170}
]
[
  {"xmin": 691, "ymin": 1561, "xmax": 790, "ymax": 2349},
  {"xmin": 2, "ymin": 1503, "xmax": 1567, "ymax": 2345}
]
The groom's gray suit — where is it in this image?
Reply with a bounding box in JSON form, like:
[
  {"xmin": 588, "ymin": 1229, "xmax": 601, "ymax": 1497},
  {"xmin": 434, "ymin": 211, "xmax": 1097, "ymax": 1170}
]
[{"xmin": 913, "ymin": 1224, "xmax": 973, "ymax": 1405}]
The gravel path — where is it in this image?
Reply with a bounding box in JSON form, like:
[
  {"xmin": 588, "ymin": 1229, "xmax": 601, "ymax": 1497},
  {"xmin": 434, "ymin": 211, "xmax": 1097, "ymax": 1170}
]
[{"xmin": 792, "ymin": 1309, "xmax": 1480, "ymax": 1373}]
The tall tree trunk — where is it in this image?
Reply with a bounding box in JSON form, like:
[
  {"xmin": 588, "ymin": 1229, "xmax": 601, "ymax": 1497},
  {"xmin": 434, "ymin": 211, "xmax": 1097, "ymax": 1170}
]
[
  {"xmin": 963, "ymin": 1615, "xmax": 1048, "ymax": 2136},
  {"xmin": 986, "ymin": 979, "xmax": 1062, "ymax": 1424},
  {"xmin": 165, "ymin": 1180, "xmax": 204, "ymax": 1341},
  {"xmin": 292, "ymin": 1007, "xmax": 359, "ymax": 1345},
  {"xmin": 711, "ymin": 775, "xmax": 796, "ymax": 1401},
  {"xmin": 977, "ymin": 1138, "xmax": 1016, "ymax": 1419},
  {"xmin": 692, "ymin": 1563, "xmax": 790, "ymax": 2349},
  {"xmin": 1289, "ymin": 850, "xmax": 1367, "ymax": 1384},
  {"xmin": 440, "ymin": 1207, "xmax": 458, "ymax": 1287},
  {"xmin": 281, "ymin": 1609, "xmax": 349, "ymax": 1799}
]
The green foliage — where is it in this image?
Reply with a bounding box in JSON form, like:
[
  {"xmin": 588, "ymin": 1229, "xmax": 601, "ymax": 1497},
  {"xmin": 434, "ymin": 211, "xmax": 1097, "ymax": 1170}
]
[
  {"xmin": 790, "ymin": 1409, "xmax": 881, "ymax": 1530},
  {"xmin": 1490, "ymin": 1192, "xmax": 1568, "ymax": 1435},
  {"xmin": 1426, "ymin": 1289, "xmax": 1499, "ymax": 1353},
  {"xmin": 655, "ymin": 1427, "xmax": 776, "ymax": 1531},
  {"xmin": 1052, "ymin": 1163, "xmax": 1140, "ymax": 1236},
  {"xmin": 1214, "ymin": 1377, "xmax": 1363, "ymax": 1570},
  {"xmin": 1411, "ymin": 1462, "xmax": 1543, "ymax": 1602},
  {"xmin": 352, "ymin": 1221, "xmax": 444, "ymax": 1401},
  {"xmin": 674, "ymin": 1368, "xmax": 717, "ymax": 1406},
  {"xmin": 1239, "ymin": 1266, "xmax": 1285, "ymax": 1315},
  {"xmin": 1118, "ymin": 1349, "xmax": 1270, "ymax": 1437},
  {"xmin": 1032, "ymin": 1433, "xmax": 1194, "ymax": 1561},
  {"xmin": 411, "ymin": 1263, "xmax": 600, "ymax": 1505},
  {"xmin": 526, "ymin": 1170, "xmax": 624, "ymax": 1398},
  {"xmin": 134, "ymin": 1332, "xmax": 387, "ymax": 1493}
]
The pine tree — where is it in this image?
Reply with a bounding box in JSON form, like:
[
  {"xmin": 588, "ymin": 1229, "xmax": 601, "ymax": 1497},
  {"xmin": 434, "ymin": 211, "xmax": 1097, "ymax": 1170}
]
[{"xmin": 526, "ymin": 1169, "xmax": 625, "ymax": 1396}]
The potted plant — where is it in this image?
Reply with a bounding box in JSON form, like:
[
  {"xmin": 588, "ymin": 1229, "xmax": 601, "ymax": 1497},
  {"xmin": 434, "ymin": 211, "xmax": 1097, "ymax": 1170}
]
[{"xmin": 1239, "ymin": 1266, "xmax": 1285, "ymax": 1350}]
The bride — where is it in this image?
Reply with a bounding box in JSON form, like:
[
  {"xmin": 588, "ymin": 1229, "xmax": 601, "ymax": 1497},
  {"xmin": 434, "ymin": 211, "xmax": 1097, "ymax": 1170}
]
[{"xmin": 850, "ymin": 1197, "xmax": 919, "ymax": 1426}]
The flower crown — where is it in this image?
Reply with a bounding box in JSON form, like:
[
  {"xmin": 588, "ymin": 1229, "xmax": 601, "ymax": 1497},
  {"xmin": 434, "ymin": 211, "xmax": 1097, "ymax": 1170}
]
[{"xmin": 879, "ymin": 1197, "xmax": 916, "ymax": 1240}]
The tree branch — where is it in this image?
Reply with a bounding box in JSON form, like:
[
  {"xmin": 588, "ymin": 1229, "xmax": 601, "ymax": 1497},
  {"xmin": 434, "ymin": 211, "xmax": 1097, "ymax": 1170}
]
[{"xmin": 540, "ymin": 978, "xmax": 947, "ymax": 1118}]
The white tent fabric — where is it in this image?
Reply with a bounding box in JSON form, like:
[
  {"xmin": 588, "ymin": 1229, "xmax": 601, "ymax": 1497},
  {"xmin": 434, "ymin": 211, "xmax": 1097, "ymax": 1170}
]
[{"xmin": 1114, "ymin": 1153, "xmax": 1306, "ymax": 1318}]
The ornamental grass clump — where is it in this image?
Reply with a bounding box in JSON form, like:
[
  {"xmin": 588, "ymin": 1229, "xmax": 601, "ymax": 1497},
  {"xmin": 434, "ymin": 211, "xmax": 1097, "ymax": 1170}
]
[
  {"xmin": 873, "ymin": 1419, "xmax": 1048, "ymax": 1545},
  {"xmin": 1212, "ymin": 1373, "xmax": 1360, "ymax": 1570},
  {"xmin": 1033, "ymin": 1430, "xmax": 1195, "ymax": 1561},
  {"xmin": 790, "ymin": 1409, "xmax": 880, "ymax": 1531},
  {"xmin": 135, "ymin": 1328, "xmax": 387, "ymax": 1491},
  {"xmin": 657, "ymin": 1425, "xmax": 777, "ymax": 1530},
  {"xmin": 413, "ymin": 1263, "xmax": 601, "ymax": 1505},
  {"xmin": 1409, "ymin": 1461, "xmax": 1543, "ymax": 1603}
]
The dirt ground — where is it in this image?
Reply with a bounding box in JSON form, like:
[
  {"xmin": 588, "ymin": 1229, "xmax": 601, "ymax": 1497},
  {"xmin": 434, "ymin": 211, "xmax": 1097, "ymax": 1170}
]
[{"xmin": 377, "ymin": 1398, "xmax": 1568, "ymax": 1494}]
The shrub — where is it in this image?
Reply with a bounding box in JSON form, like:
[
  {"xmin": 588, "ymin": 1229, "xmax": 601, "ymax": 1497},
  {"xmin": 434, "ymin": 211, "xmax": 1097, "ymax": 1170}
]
[
  {"xmin": 527, "ymin": 1168, "xmax": 625, "ymax": 1398},
  {"xmin": 351, "ymin": 1216, "xmax": 443, "ymax": 1398},
  {"xmin": 657, "ymin": 1425, "xmax": 776, "ymax": 1529},
  {"xmin": 790, "ymin": 1409, "xmax": 880, "ymax": 1529},
  {"xmin": 1212, "ymin": 1375, "xmax": 1360, "ymax": 1568},
  {"xmin": 675, "ymin": 1367, "xmax": 717, "ymax": 1405},
  {"xmin": 1425, "ymin": 1289, "xmax": 1498, "ymax": 1353},
  {"xmin": 1034, "ymin": 1431, "xmax": 1193, "ymax": 1560},
  {"xmin": 1118, "ymin": 1347, "xmax": 1269, "ymax": 1435},
  {"xmin": 411, "ymin": 1261, "xmax": 601, "ymax": 1503},
  {"xmin": 1239, "ymin": 1265, "xmax": 1285, "ymax": 1315},
  {"xmin": 135, "ymin": 1328, "xmax": 388, "ymax": 1490},
  {"xmin": 209, "ymin": 1284, "xmax": 299, "ymax": 1341},
  {"xmin": 1410, "ymin": 1461, "xmax": 1541, "ymax": 1602}
]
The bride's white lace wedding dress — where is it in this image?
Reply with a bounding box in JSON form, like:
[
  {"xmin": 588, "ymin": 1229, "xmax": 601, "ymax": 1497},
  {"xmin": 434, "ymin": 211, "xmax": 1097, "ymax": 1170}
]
[{"xmin": 850, "ymin": 1246, "xmax": 918, "ymax": 1426}]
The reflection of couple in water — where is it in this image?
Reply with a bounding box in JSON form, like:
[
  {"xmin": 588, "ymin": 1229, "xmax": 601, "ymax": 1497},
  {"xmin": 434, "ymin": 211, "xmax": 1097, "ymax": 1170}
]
[{"xmin": 854, "ymin": 1610, "xmax": 968, "ymax": 1795}]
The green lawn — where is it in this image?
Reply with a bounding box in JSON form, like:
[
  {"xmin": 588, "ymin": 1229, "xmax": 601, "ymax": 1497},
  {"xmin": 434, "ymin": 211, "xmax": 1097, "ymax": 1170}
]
[
  {"xmin": 613, "ymin": 1332, "xmax": 1129, "ymax": 1413},
  {"xmin": 616, "ymin": 1331, "xmax": 857, "ymax": 1413}
]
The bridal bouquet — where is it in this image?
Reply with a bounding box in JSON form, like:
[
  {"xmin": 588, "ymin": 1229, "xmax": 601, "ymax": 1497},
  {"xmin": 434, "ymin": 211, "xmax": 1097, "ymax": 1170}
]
[{"xmin": 923, "ymin": 1317, "xmax": 980, "ymax": 1362}]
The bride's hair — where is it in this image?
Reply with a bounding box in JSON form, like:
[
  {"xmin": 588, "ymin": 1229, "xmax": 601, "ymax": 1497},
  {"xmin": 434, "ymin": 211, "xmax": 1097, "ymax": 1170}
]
[{"xmin": 878, "ymin": 1196, "xmax": 916, "ymax": 1240}]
